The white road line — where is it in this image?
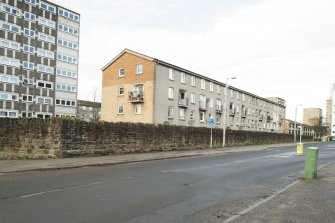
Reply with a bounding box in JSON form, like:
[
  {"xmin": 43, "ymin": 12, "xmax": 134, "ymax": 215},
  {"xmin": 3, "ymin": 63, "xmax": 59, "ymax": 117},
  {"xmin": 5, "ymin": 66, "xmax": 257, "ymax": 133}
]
[{"xmin": 20, "ymin": 181, "xmax": 102, "ymax": 198}]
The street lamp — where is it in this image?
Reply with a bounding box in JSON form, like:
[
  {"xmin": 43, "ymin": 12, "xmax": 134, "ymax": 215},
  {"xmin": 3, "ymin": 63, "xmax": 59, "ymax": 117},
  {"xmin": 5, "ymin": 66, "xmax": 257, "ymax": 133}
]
[
  {"xmin": 294, "ymin": 104, "xmax": 302, "ymax": 143},
  {"xmin": 223, "ymin": 77, "xmax": 237, "ymax": 147}
]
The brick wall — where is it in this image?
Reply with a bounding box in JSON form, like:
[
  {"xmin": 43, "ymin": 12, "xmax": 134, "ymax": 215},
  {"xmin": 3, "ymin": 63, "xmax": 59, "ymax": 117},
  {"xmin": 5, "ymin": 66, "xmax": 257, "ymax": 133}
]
[{"xmin": 0, "ymin": 119, "xmax": 313, "ymax": 159}]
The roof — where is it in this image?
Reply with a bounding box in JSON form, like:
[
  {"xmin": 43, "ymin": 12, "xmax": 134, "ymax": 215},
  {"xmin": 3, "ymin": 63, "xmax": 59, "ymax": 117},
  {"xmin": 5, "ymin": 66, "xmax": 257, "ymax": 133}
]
[
  {"xmin": 101, "ymin": 49, "xmax": 154, "ymax": 71},
  {"xmin": 101, "ymin": 48, "xmax": 286, "ymax": 108}
]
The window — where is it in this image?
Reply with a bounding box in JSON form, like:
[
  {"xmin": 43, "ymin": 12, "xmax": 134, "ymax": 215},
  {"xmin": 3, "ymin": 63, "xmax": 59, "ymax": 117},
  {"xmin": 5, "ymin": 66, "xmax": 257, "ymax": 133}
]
[
  {"xmin": 230, "ymin": 89, "xmax": 234, "ymax": 98},
  {"xmin": 118, "ymin": 86, "xmax": 124, "ymax": 96},
  {"xmin": 25, "ymin": 0, "xmax": 36, "ymax": 5},
  {"xmin": 1, "ymin": 4, "xmax": 21, "ymax": 16},
  {"xmin": 242, "ymin": 93, "xmax": 246, "ymax": 101},
  {"xmin": 179, "ymin": 108, "xmax": 185, "ymax": 120},
  {"xmin": 23, "ymin": 45, "xmax": 35, "ymax": 54},
  {"xmin": 36, "ymin": 113, "xmax": 52, "ymax": 119},
  {"xmin": 0, "ymin": 74, "xmax": 18, "ymax": 84},
  {"xmin": 58, "ymin": 24, "xmax": 78, "ymax": 35},
  {"xmin": 37, "ymin": 49, "xmax": 55, "ymax": 59},
  {"xmin": 39, "ymin": 33, "xmax": 55, "ymax": 44},
  {"xmin": 0, "ymin": 110, "xmax": 17, "ymax": 118},
  {"xmin": 0, "ymin": 39, "xmax": 20, "ymax": 51},
  {"xmin": 200, "ymin": 111, "xmax": 205, "ymax": 122},
  {"xmin": 39, "ymin": 17, "xmax": 56, "ymax": 29},
  {"xmin": 180, "ymin": 72, "xmax": 185, "ymax": 84},
  {"xmin": 56, "ymin": 68, "xmax": 77, "ymax": 79},
  {"xmin": 0, "ymin": 57, "xmax": 20, "ymax": 67},
  {"xmin": 168, "ymin": 87, "xmax": 174, "ymax": 99},
  {"xmin": 117, "ymin": 106, "xmax": 124, "ymax": 115},
  {"xmin": 169, "ymin": 69, "xmax": 174, "ymax": 80},
  {"xmin": 37, "ymin": 65, "xmax": 54, "ymax": 74},
  {"xmin": 136, "ymin": 64, "xmax": 143, "ymax": 74},
  {"xmin": 23, "ymin": 61, "xmax": 34, "ymax": 70},
  {"xmin": 201, "ymin": 79, "xmax": 206, "ymax": 90},
  {"xmin": 190, "ymin": 93, "xmax": 195, "ymax": 104},
  {"xmin": 57, "ymin": 38, "xmax": 78, "ymax": 50},
  {"xmin": 24, "ymin": 28, "xmax": 35, "ymax": 38},
  {"xmin": 40, "ymin": 1, "xmax": 56, "ymax": 13},
  {"xmin": 57, "ymin": 53, "xmax": 78, "ymax": 64},
  {"xmin": 23, "ymin": 78, "xmax": 34, "ymax": 85},
  {"xmin": 199, "ymin": 95, "xmax": 206, "ymax": 109},
  {"xmin": 217, "ymin": 85, "xmax": 220, "ymax": 94},
  {"xmin": 209, "ymin": 98, "xmax": 213, "ymax": 108},
  {"xmin": 58, "ymin": 8, "xmax": 80, "ymax": 22},
  {"xmin": 0, "ymin": 92, "xmax": 17, "ymax": 101},
  {"xmin": 119, "ymin": 68, "xmax": 125, "ymax": 77},
  {"xmin": 56, "ymin": 99, "xmax": 76, "ymax": 107},
  {"xmin": 209, "ymin": 82, "xmax": 214, "ymax": 92},
  {"xmin": 191, "ymin": 76, "xmax": 196, "ymax": 86},
  {"xmin": 236, "ymin": 92, "xmax": 240, "ymax": 100},
  {"xmin": 190, "ymin": 111, "xmax": 195, "ymax": 121},
  {"xmin": 22, "ymin": 94, "xmax": 33, "ymax": 102},
  {"xmin": 24, "ymin": 12, "xmax": 36, "ymax": 21},
  {"xmin": 168, "ymin": 107, "xmax": 174, "ymax": 119},
  {"xmin": 216, "ymin": 99, "xmax": 222, "ymax": 111},
  {"xmin": 56, "ymin": 83, "xmax": 76, "ymax": 92},
  {"xmin": 37, "ymin": 97, "xmax": 52, "ymax": 104},
  {"xmin": 1, "ymin": 21, "xmax": 20, "ymax": 33},
  {"xmin": 135, "ymin": 104, "xmax": 142, "ymax": 114},
  {"xmin": 37, "ymin": 81, "xmax": 53, "ymax": 89}
]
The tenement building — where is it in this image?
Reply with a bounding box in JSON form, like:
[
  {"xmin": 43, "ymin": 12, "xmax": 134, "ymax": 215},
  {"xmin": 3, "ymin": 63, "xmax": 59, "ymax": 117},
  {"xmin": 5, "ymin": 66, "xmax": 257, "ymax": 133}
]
[
  {"xmin": 101, "ymin": 49, "xmax": 286, "ymax": 133},
  {"xmin": 0, "ymin": 0, "xmax": 80, "ymax": 118},
  {"xmin": 284, "ymin": 119, "xmax": 315, "ymax": 138},
  {"xmin": 303, "ymin": 108, "xmax": 322, "ymax": 126}
]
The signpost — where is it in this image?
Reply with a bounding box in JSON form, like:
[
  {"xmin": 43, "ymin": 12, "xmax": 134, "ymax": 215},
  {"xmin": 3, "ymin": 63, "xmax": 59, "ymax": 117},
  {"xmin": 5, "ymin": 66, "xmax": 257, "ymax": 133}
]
[
  {"xmin": 296, "ymin": 143, "xmax": 303, "ymax": 155},
  {"xmin": 209, "ymin": 118, "xmax": 215, "ymax": 148}
]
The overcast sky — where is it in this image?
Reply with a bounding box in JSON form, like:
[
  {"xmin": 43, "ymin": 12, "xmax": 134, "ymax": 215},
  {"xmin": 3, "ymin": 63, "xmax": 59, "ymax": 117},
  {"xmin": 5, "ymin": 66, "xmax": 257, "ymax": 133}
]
[{"xmin": 52, "ymin": 0, "xmax": 335, "ymax": 122}]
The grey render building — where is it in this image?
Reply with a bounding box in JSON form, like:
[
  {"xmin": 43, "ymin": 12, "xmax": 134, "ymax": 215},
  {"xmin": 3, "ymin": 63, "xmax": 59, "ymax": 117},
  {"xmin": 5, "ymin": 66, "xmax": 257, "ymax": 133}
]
[
  {"xmin": 0, "ymin": 0, "xmax": 79, "ymax": 118},
  {"xmin": 102, "ymin": 49, "xmax": 286, "ymax": 133}
]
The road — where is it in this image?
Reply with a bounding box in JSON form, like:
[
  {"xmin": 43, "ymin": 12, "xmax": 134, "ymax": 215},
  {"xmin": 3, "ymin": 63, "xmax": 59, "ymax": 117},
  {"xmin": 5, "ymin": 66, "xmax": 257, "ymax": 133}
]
[{"xmin": 0, "ymin": 142, "xmax": 334, "ymax": 223}]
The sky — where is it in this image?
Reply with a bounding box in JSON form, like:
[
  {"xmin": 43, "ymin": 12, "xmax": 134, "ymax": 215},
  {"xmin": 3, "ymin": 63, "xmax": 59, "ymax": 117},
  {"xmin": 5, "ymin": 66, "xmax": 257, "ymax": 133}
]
[{"xmin": 52, "ymin": 0, "xmax": 335, "ymax": 122}]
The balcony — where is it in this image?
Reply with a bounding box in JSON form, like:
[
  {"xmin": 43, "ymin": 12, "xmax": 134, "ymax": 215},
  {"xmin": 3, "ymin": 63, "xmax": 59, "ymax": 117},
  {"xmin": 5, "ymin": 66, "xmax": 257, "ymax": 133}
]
[
  {"xmin": 216, "ymin": 106, "xmax": 223, "ymax": 114},
  {"xmin": 128, "ymin": 92, "xmax": 144, "ymax": 103},
  {"xmin": 178, "ymin": 98, "xmax": 189, "ymax": 108}
]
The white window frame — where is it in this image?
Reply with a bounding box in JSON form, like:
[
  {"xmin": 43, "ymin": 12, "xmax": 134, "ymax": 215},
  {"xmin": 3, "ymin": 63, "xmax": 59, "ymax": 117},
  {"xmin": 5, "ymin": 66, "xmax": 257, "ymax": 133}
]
[
  {"xmin": 135, "ymin": 104, "xmax": 142, "ymax": 114},
  {"xmin": 217, "ymin": 85, "xmax": 220, "ymax": 94},
  {"xmin": 24, "ymin": 12, "xmax": 36, "ymax": 21},
  {"xmin": 0, "ymin": 57, "xmax": 20, "ymax": 67},
  {"xmin": 209, "ymin": 98, "xmax": 213, "ymax": 108},
  {"xmin": 23, "ymin": 45, "xmax": 35, "ymax": 54},
  {"xmin": 1, "ymin": 21, "xmax": 20, "ymax": 33},
  {"xmin": 119, "ymin": 68, "xmax": 125, "ymax": 77},
  {"xmin": 58, "ymin": 8, "xmax": 80, "ymax": 22},
  {"xmin": 22, "ymin": 61, "xmax": 34, "ymax": 70},
  {"xmin": 200, "ymin": 111, "xmax": 205, "ymax": 123},
  {"xmin": 190, "ymin": 93, "xmax": 196, "ymax": 104},
  {"xmin": 0, "ymin": 109, "xmax": 18, "ymax": 118},
  {"xmin": 117, "ymin": 106, "xmax": 124, "ymax": 115},
  {"xmin": 179, "ymin": 108, "xmax": 185, "ymax": 120},
  {"xmin": 180, "ymin": 72, "xmax": 185, "ymax": 84},
  {"xmin": 0, "ymin": 39, "xmax": 20, "ymax": 51},
  {"xmin": 1, "ymin": 4, "xmax": 21, "ymax": 17},
  {"xmin": 56, "ymin": 68, "xmax": 77, "ymax": 79},
  {"xmin": 136, "ymin": 64, "xmax": 143, "ymax": 74},
  {"xmin": 22, "ymin": 94, "xmax": 34, "ymax": 102},
  {"xmin": 57, "ymin": 38, "xmax": 78, "ymax": 50},
  {"xmin": 39, "ymin": 1, "xmax": 56, "ymax": 13},
  {"xmin": 118, "ymin": 86, "xmax": 124, "ymax": 96},
  {"xmin": 24, "ymin": 28, "xmax": 35, "ymax": 38},
  {"xmin": 168, "ymin": 107, "xmax": 174, "ymax": 119},
  {"xmin": 209, "ymin": 82, "xmax": 214, "ymax": 92},
  {"xmin": 0, "ymin": 74, "xmax": 18, "ymax": 84},
  {"xmin": 39, "ymin": 17, "xmax": 56, "ymax": 29},
  {"xmin": 168, "ymin": 68, "xmax": 174, "ymax": 80},
  {"xmin": 191, "ymin": 76, "xmax": 196, "ymax": 86},
  {"xmin": 168, "ymin": 87, "xmax": 174, "ymax": 99},
  {"xmin": 201, "ymin": 79, "xmax": 206, "ymax": 90}
]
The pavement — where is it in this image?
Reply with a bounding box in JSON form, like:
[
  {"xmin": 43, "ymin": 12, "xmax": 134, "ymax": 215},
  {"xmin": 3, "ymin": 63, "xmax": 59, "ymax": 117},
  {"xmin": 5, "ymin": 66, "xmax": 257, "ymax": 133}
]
[
  {"xmin": 1, "ymin": 141, "xmax": 334, "ymax": 223},
  {"xmin": 0, "ymin": 142, "xmax": 300, "ymax": 173}
]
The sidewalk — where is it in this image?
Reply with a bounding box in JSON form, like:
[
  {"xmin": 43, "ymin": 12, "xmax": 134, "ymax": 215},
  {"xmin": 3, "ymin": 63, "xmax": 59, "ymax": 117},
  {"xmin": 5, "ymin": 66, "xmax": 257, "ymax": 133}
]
[
  {"xmin": 232, "ymin": 162, "xmax": 335, "ymax": 223},
  {"xmin": 0, "ymin": 142, "xmax": 299, "ymax": 173}
]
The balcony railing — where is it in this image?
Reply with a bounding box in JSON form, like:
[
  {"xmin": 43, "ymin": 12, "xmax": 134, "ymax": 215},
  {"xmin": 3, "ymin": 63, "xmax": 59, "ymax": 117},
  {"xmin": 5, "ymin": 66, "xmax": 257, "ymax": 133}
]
[
  {"xmin": 178, "ymin": 98, "xmax": 189, "ymax": 107},
  {"xmin": 216, "ymin": 106, "xmax": 223, "ymax": 114},
  {"xmin": 128, "ymin": 92, "xmax": 144, "ymax": 103},
  {"xmin": 230, "ymin": 109, "xmax": 236, "ymax": 116}
]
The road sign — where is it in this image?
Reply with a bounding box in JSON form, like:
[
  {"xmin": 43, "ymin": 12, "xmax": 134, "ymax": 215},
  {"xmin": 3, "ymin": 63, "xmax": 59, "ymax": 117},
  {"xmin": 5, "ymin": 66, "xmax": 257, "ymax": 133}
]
[
  {"xmin": 209, "ymin": 118, "xmax": 215, "ymax": 126},
  {"xmin": 296, "ymin": 143, "xmax": 304, "ymax": 155}
]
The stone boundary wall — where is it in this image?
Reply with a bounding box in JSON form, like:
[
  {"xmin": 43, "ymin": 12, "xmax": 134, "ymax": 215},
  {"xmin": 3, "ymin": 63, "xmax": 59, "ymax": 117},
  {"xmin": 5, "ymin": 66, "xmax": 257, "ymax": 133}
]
[{"xmin": 0, "ymin": 119, "xmax": 313, "ymax": 159}]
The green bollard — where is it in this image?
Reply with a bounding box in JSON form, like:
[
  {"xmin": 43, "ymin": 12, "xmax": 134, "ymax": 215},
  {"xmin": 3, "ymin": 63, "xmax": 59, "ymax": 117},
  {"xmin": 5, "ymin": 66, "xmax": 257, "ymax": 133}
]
[{"xmin": 304, "ymin": 147, "xmax": 319, "ymax": 180}]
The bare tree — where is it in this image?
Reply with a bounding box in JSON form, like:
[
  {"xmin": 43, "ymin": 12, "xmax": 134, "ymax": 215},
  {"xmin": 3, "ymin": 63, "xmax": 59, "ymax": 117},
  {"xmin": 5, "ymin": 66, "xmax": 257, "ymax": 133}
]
[{"xmin": 77, "ymin": 86, "xmax": 101, "ymax": 123}]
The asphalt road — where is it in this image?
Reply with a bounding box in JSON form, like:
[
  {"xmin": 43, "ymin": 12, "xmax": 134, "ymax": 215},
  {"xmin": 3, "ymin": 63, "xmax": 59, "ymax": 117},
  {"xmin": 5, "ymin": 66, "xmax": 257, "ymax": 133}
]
[{"xmin": 0, "ymin": 142, "xmax": 334, "ymax": 223}]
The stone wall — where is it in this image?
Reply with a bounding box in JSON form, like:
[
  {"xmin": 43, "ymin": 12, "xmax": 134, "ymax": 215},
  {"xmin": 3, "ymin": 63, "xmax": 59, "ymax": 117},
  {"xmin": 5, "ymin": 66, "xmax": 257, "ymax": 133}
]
[{"xmin": 0, "ymin": 119, "xmax": 313, "ymax": 159}]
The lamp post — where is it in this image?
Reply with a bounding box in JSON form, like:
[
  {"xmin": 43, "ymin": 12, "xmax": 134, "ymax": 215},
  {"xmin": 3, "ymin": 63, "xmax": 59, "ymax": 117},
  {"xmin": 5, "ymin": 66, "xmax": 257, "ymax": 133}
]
[
  {"xmin": 223, "ymin": 77, "xmax": 237, "ymax": 147},
  {"xmin": 294, "ymin": 104, "xmax": 302, "ymax": 143}
]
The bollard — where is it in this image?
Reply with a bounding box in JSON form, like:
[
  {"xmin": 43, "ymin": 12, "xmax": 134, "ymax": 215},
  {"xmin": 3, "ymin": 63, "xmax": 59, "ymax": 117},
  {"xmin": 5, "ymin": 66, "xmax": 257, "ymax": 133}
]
[{"xmin": 304, "ymin": 147, "xmax": 319, "ymax": 180}]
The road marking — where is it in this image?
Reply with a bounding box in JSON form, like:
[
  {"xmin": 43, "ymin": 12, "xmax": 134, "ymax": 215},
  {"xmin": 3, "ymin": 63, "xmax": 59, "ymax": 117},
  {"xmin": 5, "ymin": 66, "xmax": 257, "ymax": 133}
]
[
  {"xmin": 20, "ymin": 181, "xmax": 102, "ymax": 198},
  {"xmin": 233, "ymin": 160, "xmax": 245, "ymax": 163},
  {"xmin": 223, "ymin": 161, "xmax": 334, "ymax": 223}
]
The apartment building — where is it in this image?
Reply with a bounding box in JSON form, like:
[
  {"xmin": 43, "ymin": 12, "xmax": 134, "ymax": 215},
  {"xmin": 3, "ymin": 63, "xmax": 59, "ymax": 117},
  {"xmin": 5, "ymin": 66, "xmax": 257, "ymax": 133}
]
[
  {"xmin": 303, "ymin": 108, "xmax": 322, "ymax": 126},
  {"xmin": 101, "ymin": 49, "xmax": 286, "ymax": 133},
  {"xmin": 284, "ymin": 119, "xmax": 315, "ymax": 137},
  {"xmin": 0, "ymin": 0, "xmax": 80, "ymax": 118},
  {"xmin": 330, "ymin": 83, "xmax": 335, "ymax": 140},
  {"xmin": 76, "ymin": 99, "xmax": 101, "ymax": 122}
]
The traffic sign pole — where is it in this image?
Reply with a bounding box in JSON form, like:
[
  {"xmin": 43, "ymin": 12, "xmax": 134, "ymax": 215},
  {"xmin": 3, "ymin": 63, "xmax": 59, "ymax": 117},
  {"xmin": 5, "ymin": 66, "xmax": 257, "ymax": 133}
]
[{"xmin": 209, "ymin": 118, "xmax": 215, "ymax": 148}]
